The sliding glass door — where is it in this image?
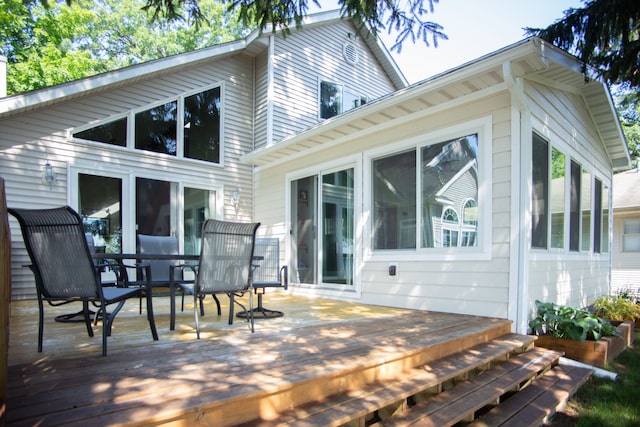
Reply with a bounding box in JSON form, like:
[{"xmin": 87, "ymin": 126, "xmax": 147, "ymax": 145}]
[{"xmin": 290, "ymin": 167, "xmax": 354, "ymax": 286}]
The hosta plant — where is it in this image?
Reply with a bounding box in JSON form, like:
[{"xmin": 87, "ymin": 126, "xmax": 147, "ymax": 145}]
[{"xmin": 529, "ymin": 300, "xmax": 620, "ymax": 342}]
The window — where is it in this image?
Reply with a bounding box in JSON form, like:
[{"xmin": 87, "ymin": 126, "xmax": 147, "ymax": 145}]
[
  {"xmin": 135, "ymin": 101, "xmax": 178, "ymax": 155},
  {"xmin": 531, "ymin": 133, "xmax": 549, "ymax": 249},
  {"xmin": 74, "ymin": 118, "xmax": 127, "ymax": 147},
  {"xmin": 372, "ymin": 133, "xmax": 479, "ymax": 251},
  {"xmin": 569, "ymin": 160, "xmax": 581, "ymax": 251},
  {"xmin": 72, "ymin": 85, "xmax": 222, "ymax": 164},
  {"xmin": 184, "ymin": 86, "xmax": 221, "ymax": 163},
  {"xmin": 373, "ymin": 150, "xmax": 416, "ymax": 250},
  {"xmin": 550, "ymin": 148, "xmax": 565, "ymax": 248},
  {"xmin": 78, "ymin": 174, "xmax": 123, "ymax": 253},
  {"xmin": 593, "ymin": 178, "xmax": 602, "ymax": 253},
  {"xmin": 320, "ymin": 81, "xmax": 342, "ymax": 119},
  {"xmin": 319, "ymin": 80, "xmax": 367, "ymax": 120},
  {"xmin": 581, "ymin": 169, "xmax": 592, "ymax": 251},
  {"xmin": 623, "ymin": 220, "xmax": 640, "ymax": 252},
  {"xmin": 601, "ymin": 184, "xmax": 610, "ymax": 253},
  {"xmin": 461, "ymin": 199, "xmax": 478, "ymax": 247},
  {"xmin": 441, "ymin": 208, "xmax": 460, "ymax": 247}
]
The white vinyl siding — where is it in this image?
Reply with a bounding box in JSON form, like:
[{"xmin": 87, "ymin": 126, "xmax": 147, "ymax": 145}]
[
  {"xmin": 611, "ymin": 212, "xmax": 640, "ymax": 294},
  {"xmin": 270, "ymin": 20, "xmax": 395, "ymax": 143},
  {"xmin": 255, "ymin": 92, "xmax": 511, "ymax": 319},
  {"xmin": 526, "ymin": 80, "xmax": 612, "ymax": 311},
  {"xmin": 2, "ymin": 56, "xmax": 255, "ymax": 299}
]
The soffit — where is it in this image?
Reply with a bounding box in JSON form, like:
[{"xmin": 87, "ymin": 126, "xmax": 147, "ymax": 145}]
[{"xmin": 242, "ymin": 38, "xmax": 631, "ymax": 172}]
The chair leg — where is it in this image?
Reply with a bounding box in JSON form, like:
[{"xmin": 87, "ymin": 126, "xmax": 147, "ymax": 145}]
[
  {"xmin": 249, "ymin": 291, "xmax": 255, "ymax": 333},
  {"xmin": 82, "ymin": 300, "xmax": 94, "ymax": 338},
  {"xmin": 194, "ymin": 293, "xmax": 201, "ymax": 339},
  {"xmin": 145, "ymin": 289, "xmax": 159, "ymax": 341},
  {"xmin": 37, "ymin": 299, "xmax": 44, "ymax": 353},
  {"xmin": 227, "ymin": 294, "xmax": 235, "ymax": 325},
  {"xmin": 212, "ymin": 294, "xmax": 221, "ymax": 316}
]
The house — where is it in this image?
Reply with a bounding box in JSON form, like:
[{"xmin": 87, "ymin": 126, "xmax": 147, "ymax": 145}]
[
  {"xmin": 1, "ymin": 11, "xmax": 405, "ymax": 299},
  {"xmin": 1, "ymin": 11, "xmax": 630, "ymax": 335},
  {"xmin": 611, "ymin": 168, "xmax": 640, "ymax": 295},
  {"xmin": 241, "ymin": 37, "xmax": 631, "ymax": 335}
]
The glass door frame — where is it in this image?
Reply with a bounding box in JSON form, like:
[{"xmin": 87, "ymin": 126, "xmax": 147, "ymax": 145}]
[
  {"xmin": 285, "ymin": 155, "xmax": 362, "ymax": 297},
  {"xmin": 69, "ymin": 164, "xmax": 224, "ymax": 255}
]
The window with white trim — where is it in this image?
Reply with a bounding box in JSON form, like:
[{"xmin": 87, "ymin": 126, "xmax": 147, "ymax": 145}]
[
  {"xmin": 623, "ymin": 220, "xmax": 640, "ymax": 252},
  {"xmin": 72, "ymin": 85, "xmax": 222, "ymax": 164}
]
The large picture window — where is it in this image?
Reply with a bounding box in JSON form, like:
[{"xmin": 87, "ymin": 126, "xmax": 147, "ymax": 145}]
[
  {"xmin": 72, "ymin": 85, "xmax": 222, "ymax": 164},
  {"xmin": 372, "ymin": 132, "xmax": 480, "ymax": 251}
]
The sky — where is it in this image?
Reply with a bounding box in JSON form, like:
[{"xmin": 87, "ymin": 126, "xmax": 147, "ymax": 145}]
[{"xmin": 368, "ymin": 0, "xmax": 585, "ymax": 83}]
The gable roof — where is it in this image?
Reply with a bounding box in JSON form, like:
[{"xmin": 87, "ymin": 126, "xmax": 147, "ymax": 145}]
[
  {"xmin": 0, "ymin": 10, "xmax": 407, "ymax": 119},
  {"xmin": 242, "ymin": 37, "xmax": 631, "ymax": 172},
  {"xmin": 613, "ymin": 168, "xmax": 640, "ymax": 211}
]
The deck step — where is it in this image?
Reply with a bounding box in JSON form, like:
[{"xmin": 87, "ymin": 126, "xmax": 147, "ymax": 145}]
[
  {"xmin": 376, "ymin": 347, "xmax": 562, "ymax": 427},
  {"xmin": 467, "ymin": 364, "xmax": 592, "ymax": 427},
  {"xmin": 242, "ymin": 333, "xmax": 536, "ymax": 426}
]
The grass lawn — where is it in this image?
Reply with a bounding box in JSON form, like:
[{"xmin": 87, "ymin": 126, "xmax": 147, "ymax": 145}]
[{"xmin": 548, "ymin": 330, "xmax": 640, "ymax": 426}]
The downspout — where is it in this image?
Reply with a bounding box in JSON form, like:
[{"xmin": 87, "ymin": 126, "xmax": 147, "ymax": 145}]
[{"xmin": 503, "ymin": 60, "xmax": 530, "ymax": 335}]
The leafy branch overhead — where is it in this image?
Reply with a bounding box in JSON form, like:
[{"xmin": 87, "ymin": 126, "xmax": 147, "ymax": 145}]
[
  {"xmin": 104, "ymin": 0, "xmax": 448, "ymax": 52},
  {"xmin": 526, "ymin": 0, "xmax": 640, "ymax": 92}
]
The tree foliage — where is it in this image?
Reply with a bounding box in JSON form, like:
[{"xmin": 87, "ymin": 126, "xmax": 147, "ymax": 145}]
[
  {"xmin": 526, "ymin": 0, "xmax": 640, "ymax": 92},
  {"xmin": 527, "ymin": 0, "xmax": 640, "ymax": 164},
  {"xmin": 0, "ymin": 0, "xmax": 246, "ymax": 94}
]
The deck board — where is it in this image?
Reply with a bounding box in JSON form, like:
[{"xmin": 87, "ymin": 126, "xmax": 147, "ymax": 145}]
[{"xmin": 7, "ymin": 293, "xmax": 512, "ymax": 426}]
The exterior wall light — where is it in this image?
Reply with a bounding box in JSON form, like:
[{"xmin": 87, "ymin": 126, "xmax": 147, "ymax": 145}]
[
  {"xmin": 42, "ymin": 162, "xmax": 55, "ymax": 190},
  {"xmin": 232, "ymin": 189, "xmax": 240, "ymax": 210}
]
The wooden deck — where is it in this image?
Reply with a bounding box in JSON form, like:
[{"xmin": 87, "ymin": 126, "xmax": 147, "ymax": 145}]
[
  {"xmin": 6, "ymin": 292, "xmax": 520, "ymax": 426},
  {"xmin": 7, "ymin": 292, "xmax": 592, "ymax": 426}
]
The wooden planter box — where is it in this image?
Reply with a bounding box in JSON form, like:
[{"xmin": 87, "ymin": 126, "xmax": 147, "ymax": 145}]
[{"xmin": 532, "ymin": 320, "xmax": 634, "ymax": 368}]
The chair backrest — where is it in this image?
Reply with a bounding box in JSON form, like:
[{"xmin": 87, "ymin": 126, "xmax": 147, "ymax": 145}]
[
  {"xmin": 137, "ymin": 234, "xmax": 179, "ymax": 282},
  {"xmin": 196, "ymin": 219, "xmax": 260, "ymax": 293},
  {"xmin": 252, "ymin": 238, "xmax": 285, "ymax": 287},
  {"xmin": 8, "ymin": 206, "xmax": 99, "ymax": 300}
]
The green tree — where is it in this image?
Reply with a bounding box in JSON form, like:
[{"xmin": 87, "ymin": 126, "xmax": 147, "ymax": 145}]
[
  {"xmin": 527, "ymin": 0, "xmax": 640, "ymax": 164},
  {"xmin": 0, "ymin": 0, "xmax": 245, "ymax": 94},
  {"xmin": 28, "ymin": 0, "xmax": 448, "ymax": 54},
  {"xmin": 526, "ymin": 0, "xmax": 640, "ymax": 94}
]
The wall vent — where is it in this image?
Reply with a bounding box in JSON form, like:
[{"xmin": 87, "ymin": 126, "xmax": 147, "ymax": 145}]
[{"xmin": 342, "ymin": 42, "xmax": 360, "ymax": 65}]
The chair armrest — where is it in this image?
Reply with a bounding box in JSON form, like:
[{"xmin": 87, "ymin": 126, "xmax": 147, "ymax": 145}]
[{"xmin": 280, "ymin": 265, "xmax": 288, "ymax": 290}]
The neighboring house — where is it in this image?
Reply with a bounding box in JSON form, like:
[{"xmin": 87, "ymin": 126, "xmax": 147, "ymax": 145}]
[
  {"xmin": 611, "ymin": 168, "xmax": 640, "ymax": 295},
  {"xmin": 0, "ymin": 11, "xmax": 631, "ymax": 335}
]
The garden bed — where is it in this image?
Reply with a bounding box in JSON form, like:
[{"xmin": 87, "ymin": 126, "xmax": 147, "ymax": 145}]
[{"xmin": 533, "ymin": 320, "xmax": 634, "ymax": 368}]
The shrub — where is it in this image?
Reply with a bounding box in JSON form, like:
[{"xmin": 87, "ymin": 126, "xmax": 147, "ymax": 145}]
[
  {"xmin": 529, "ymin": 300, "xmax": 619, "ymax": 342},
  {"xmin": 593, "ymin": 295, "xmax": 640, "ymax": 321}
]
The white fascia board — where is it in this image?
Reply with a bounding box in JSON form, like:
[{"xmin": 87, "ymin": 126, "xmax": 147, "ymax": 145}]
[{"xmin": 0, "ymin": 40, "xmax": 247, "ymax": 117}]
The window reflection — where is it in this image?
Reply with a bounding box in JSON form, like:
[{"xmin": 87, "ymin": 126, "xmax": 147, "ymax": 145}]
[
  {"xmin": 184, "ymin": 87, "xmax": 220, "ymax": 163},
  {"xmin": 422, "ymin": 134, "xmax": 478, "ymax": 248},
  {"xmin": 135, "ymin": 101, "xmax": 178, "ymax": 155},
  {"xmin": 78, "ymin": 174, "xmax": 122, "ymax": 253},
  {"xmin": 74, "ymin": 118, "xmax": 127, "ymax": 147}
]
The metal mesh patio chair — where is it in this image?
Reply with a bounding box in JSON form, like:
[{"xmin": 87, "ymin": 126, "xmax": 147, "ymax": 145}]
[
  {"xmin": 137, "ymin": 234, "xmax": 221, "ymax": 316},
  {"xmin": 9, "ymin": 206, "xmax": 158, "ymax": 356},
  {"xmin": 170, "ymin": 219, "xmax": 260, "ymax": 338},
  {"xmin": 236, "ymin": 237, "xmax": 288, "ymax": 319}
]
